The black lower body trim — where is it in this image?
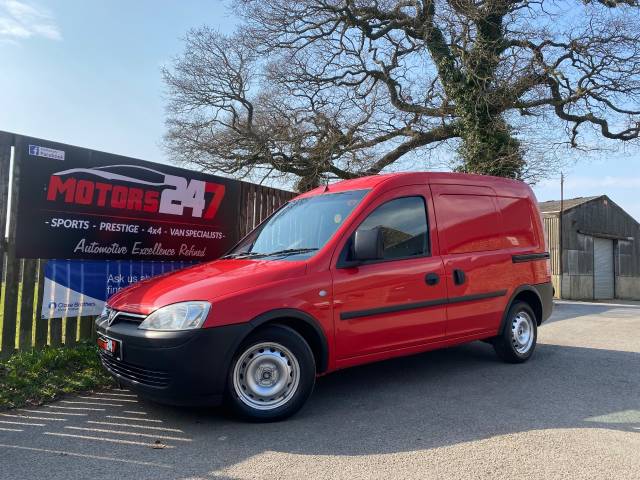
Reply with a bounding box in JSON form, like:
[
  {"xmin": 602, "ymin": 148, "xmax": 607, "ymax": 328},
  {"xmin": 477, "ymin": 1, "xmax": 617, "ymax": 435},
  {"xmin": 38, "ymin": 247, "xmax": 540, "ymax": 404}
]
[
  {"xmin": 340, "ymin": 290, "xmax": 507, "ymax": 321},
  {"xmin": 533, "ymin": 281, "xmax": 554, "ymax": 323},
  {"xmin": 448, "ymin": 290, "xmax": 508, "ymax": 305}
]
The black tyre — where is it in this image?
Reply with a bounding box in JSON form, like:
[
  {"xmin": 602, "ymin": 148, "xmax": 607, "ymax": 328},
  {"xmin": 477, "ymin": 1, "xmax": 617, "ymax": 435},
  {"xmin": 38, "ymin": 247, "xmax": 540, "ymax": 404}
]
[
  {"xmin": 225, "ymin": 324, "xmax": 315, "ymax": 421},
  {"xmin": 493, "ymin": 301, "xmax": 537, "ymax": 363}
]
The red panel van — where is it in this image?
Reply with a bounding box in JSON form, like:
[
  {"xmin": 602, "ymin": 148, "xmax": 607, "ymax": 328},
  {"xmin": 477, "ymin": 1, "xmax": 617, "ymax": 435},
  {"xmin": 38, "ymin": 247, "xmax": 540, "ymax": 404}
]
[{"xmin": 97, "ymin": 172, "xmax": 553, "ymax": 421}]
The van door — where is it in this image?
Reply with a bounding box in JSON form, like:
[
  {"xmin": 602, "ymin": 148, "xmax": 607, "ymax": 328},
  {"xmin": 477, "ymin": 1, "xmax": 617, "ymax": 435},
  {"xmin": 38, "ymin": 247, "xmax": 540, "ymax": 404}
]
[
  {"xmin": 430, "ymin": 185, "xmax": 510, "ymax": 337},
  {"xmin": 332, "ymin": 186, "xmax": 447, "ymax": 360}
]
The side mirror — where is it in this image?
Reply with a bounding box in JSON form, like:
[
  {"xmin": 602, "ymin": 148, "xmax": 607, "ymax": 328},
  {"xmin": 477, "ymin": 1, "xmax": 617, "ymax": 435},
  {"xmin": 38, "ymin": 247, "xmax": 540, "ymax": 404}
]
[{"xmin": 353, "ymin": 227, "xmax": 384, "ymax": 262}]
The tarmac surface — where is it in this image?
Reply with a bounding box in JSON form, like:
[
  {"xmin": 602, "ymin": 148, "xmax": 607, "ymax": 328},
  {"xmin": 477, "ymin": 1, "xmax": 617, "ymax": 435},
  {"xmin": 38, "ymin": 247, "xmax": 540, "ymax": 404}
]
[{"xmin": 1, "ymin": 300, "xmax": 639, "ymax": 479}]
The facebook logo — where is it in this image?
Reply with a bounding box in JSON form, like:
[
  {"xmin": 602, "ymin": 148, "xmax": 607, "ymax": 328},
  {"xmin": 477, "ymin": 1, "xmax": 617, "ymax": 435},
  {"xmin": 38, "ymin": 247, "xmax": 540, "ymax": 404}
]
[{"xmin": 28, "ymin": 144, "xmax": 65, "ymax": 161}]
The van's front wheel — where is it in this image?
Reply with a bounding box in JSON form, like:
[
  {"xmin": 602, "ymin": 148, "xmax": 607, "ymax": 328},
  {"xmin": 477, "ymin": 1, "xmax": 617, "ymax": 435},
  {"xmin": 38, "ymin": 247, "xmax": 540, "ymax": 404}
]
[
  {"xmin": 226, "ymin": 325, "xmax": 315, "ymax": 421},
  {"xmin": 493, "ymin": 301, "xmax": 537, "ymax": 363}
]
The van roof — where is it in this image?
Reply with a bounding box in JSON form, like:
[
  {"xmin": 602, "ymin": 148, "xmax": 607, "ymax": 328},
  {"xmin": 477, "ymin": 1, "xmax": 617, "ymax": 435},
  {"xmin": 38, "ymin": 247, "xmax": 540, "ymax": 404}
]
[{"xmin": 297, "ymin": 172, "xmax": 531, "ymax": 199}]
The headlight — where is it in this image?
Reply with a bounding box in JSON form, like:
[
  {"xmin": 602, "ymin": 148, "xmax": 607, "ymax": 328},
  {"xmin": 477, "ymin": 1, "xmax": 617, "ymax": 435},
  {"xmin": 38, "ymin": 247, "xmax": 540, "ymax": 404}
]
[
  {"xmin": 98, "ymin": 305, "xmax": 111, "ymax": 325},
  {"xmin": 138, "ymin": 302, "xmax": 211, "ymax": 331}
]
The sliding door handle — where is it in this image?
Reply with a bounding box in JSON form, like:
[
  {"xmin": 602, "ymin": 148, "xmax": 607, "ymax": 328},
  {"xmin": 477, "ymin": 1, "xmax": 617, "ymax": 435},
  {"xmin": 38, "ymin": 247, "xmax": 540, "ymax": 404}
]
[{"xmin": 453, "ymin": 269, "xmax": 466, "ymax": 285}]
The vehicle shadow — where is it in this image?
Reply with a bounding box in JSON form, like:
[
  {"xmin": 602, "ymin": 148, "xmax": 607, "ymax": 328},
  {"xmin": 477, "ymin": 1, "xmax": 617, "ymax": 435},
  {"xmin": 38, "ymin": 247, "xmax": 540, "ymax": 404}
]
[{"xmin": 139, "ymin": 338, "xmax": 640, "ymax": 478}]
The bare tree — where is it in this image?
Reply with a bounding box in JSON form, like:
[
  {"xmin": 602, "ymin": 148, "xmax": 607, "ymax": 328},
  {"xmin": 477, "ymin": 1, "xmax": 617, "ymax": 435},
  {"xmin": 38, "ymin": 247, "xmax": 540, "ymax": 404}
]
[{"xmin": 163, "ymin": 0, "xmax": 640, "ymax": 191}]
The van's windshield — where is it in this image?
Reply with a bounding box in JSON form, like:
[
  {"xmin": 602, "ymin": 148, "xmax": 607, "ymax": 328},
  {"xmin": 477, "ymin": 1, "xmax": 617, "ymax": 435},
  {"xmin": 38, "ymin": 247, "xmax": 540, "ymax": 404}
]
[{"xmin": 225, "ymin": 189, "xmax": 369, "ymax": 261}]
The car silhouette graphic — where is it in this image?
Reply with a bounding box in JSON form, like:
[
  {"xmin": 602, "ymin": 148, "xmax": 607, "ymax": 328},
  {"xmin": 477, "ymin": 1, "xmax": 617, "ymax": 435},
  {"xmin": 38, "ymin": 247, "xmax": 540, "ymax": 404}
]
[{"xmin": 52, "ymin": 164, "xmax": 172, "ymax": 187}]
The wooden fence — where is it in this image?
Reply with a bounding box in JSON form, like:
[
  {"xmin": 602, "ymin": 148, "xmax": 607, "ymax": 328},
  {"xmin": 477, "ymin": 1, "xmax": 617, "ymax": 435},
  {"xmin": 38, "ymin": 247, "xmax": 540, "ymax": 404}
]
[{"xmin": 0, "ymin": 132, "xmax": 295, "ymax": 356}]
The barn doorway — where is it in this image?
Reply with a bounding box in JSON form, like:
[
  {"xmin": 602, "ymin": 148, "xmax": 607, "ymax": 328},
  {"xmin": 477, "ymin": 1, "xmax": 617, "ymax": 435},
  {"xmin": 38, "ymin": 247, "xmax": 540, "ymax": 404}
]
[{"xmin": 594, "ymin": 237, "xmax": 615, "ymax": 299}]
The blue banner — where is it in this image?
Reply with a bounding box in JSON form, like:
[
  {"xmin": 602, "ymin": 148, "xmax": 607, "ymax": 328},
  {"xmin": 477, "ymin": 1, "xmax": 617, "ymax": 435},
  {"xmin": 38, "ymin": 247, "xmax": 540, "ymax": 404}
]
[{"xmin": 41, "ymin": 260, "xmax": 196, "ymax": 319}]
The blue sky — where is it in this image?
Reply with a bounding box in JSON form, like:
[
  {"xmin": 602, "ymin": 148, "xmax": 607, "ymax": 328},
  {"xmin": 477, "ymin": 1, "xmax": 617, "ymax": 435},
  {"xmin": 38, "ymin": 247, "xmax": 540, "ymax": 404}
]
[{"xmin": 1, "ymin": 0, "xmax": 639, "ymax": 221}]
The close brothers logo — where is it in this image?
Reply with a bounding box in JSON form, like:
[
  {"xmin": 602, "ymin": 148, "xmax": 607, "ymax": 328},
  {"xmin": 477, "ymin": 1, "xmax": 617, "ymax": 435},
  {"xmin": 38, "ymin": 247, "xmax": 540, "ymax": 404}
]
[
  {"xmin": 45, "ymin": 164, "xmax": 226, "ymax": 219},
  {"xmin": 48, "ymin": 301, "xmax": 97, "ymax": 311}
]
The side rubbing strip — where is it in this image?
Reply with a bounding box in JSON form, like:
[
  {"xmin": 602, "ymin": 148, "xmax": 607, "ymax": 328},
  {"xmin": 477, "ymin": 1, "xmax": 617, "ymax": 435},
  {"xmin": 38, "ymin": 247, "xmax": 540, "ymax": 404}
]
[
  {"xmin": 340, "ymin": 298, "xmax": 448, "ymax": 321},
  {"xmin": 340, "ymin": 290, "xmax": 507, "ymax": 320},
  {"xmin": 512, "ymin": 252, "xmax": 550, "ymax": 263},
  {"xmin": 446, "ymin": 290, "xmax": 508, "ymax": 305}
]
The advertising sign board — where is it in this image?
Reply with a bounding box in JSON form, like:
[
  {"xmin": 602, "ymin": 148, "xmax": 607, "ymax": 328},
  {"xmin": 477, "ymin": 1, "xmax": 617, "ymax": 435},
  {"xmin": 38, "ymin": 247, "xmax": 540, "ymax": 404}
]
[{"xmin": 14, "ymin": 135, "xmax": 241, "ymax": 261}]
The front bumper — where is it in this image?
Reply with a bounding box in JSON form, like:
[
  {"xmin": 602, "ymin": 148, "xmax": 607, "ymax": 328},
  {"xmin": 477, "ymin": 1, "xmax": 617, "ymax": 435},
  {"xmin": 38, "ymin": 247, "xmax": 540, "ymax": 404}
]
[{"xmin": 96, "ymin": 319, "xmax": 251, "ymax": 406}]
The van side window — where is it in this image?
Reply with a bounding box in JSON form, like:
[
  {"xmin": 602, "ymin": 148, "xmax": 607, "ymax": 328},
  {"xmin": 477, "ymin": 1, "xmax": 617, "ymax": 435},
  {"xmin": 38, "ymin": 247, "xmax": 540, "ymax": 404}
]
[
  {"xmin": 434, "ymin": 194, "xmax": 502, "ymax": 254},
  {"xmin": 356, "ymin": 196, "xmax": 429, "ymax": 259}
]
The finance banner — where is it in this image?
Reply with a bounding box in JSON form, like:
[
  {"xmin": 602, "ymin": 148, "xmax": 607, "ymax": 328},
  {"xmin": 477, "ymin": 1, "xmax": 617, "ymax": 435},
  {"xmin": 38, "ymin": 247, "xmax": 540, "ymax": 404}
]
[
  {"xmin": 41, "ymin": 260, "xmax": 194, "ymax": 319},
  {"xmin": 14, "ymin": 135, "xmax": 241, "ymax": 260}
]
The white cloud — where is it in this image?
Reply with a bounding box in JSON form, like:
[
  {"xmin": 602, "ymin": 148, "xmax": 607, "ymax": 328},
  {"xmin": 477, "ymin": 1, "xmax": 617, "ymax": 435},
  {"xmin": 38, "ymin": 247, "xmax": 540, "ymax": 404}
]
[{"xmin": 0, "ymin": 0, "xmax": 61, "ymax": 41}]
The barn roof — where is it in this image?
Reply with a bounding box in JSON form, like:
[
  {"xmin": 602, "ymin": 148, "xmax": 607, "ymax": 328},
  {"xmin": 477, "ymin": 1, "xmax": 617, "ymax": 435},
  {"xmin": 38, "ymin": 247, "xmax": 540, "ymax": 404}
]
[{"xmin": 538, "ymin": 196, "xmax": 602, "ymax": 214}]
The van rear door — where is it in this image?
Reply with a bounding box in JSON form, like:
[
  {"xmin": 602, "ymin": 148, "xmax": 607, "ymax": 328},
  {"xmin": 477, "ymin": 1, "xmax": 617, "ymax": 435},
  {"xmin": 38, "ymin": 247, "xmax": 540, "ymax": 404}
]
[{"xmin": 430, "ymin": 185, "xmax": 510, "ymax": 337}]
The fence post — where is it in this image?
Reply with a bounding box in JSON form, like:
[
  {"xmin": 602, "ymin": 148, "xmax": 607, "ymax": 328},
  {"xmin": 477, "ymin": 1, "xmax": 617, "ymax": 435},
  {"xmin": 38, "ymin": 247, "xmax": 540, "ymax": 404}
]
[
  {"xmin": 0, "ymin": 132, "xmax": 11, "ymax": 295},
  {"xmin": 18, "ymin": 258, "xmax": 37, "ymax": 349},
  {"xmin": 64, "ymin": 316, "xmax": 78, "ymax": 346},
  {"xmin": 247, "ymin": 184, "xmax": 256, "ymax": 231},
  {"xmin": 0, "ymin": 133, "xmax": 12, "ymax": 341},
  {"xmin": 78, "ymin": 260, "xmax": 94, "ymax": 343},
  {"xmin": 33, "ymin": 259, "xmax": 48, "ymax": 348},
  {"xmin": 1, "ymin": 133, "xmax": 20, "ymax": 355},
  {"xmin": 238, "ymin": 182, "xmax": 248, "ymax": 239},
  {"xmin": 260, "ymin": 188, "xmax": 268, "ymax": 223},
  {"xmin": 48, "ymin": 261, "xmax": 62, "ymax": 347},
  {"xmin": 79, "ymin": 316, "xmax": 93, "ymax": 342}
]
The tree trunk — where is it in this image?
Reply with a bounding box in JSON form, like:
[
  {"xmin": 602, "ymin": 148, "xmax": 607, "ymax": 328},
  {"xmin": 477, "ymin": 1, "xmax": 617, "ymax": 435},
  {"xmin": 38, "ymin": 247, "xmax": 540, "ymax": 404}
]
[
  {"xmin": 295, "ymin": 173, "xmax": 323, "ymax": 192},
  {"xmin": 456, "ymin": 112, "xmax": 524, "ymax": 178}
]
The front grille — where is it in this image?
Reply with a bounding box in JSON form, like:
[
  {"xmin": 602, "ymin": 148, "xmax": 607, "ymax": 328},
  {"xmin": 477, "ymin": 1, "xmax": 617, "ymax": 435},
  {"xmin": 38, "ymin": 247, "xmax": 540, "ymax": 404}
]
[
  {"xmin": 114, "ymin": 313, "xmax": 146, "ymax": 325},
  {"xmin": 100, "ymin": 354, "xmax": 170, "ymax": 388},
  {"xmin": 99, "ymin": 309, "xmax": 147, "ymax": 327}
]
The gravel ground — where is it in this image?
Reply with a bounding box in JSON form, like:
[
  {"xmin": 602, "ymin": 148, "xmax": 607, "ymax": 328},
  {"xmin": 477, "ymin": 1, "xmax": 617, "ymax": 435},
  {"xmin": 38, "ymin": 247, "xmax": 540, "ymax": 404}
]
[{"xmin": 0, "ymin": 300, "xmax": 638, "ymax": 480}]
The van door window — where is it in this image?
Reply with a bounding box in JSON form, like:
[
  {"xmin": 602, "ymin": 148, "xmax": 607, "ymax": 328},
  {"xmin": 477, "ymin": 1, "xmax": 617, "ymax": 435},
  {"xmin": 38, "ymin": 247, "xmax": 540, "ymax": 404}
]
[{"xmin": 355, "ymin": 196, "xmax": 429, "ymax": 260}]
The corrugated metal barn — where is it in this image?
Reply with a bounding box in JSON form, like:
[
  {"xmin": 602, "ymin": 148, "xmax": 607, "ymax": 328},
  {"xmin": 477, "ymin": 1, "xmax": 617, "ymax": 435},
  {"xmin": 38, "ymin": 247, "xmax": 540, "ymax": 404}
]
[{"xmin": 539, "ymin": 195, "xmax": 640, "ymax": 300}]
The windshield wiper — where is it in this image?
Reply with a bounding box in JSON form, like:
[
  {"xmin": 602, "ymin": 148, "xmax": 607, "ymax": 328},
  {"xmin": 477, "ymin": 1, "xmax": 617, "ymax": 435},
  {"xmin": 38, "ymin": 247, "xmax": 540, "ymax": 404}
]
[
  {"xmin": 262, "ymin": 248, "xmax": 319, "ymax": 257},
  {"xmin": 221, "ymin": 251, "xmax": 267, "ymax": 259},
  {"xmin": 222, "ymin": 247, "xmax": 318, "ymax": 260}
]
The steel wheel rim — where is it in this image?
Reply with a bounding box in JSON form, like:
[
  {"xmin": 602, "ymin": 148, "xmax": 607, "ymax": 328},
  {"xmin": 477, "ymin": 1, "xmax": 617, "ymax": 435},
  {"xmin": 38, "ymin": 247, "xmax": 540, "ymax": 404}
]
[
  {"xmin": 232, "ymin": 342, "xmax": 300, "ymax": 411},
  {"xmin": 511, "ymin": 311, "xmax": 534, "ymax": 354}
]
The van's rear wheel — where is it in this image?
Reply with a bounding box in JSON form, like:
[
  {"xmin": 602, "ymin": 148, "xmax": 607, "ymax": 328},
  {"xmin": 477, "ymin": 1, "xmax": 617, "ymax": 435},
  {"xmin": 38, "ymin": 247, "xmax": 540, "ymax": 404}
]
[
  {"xmin": 226, "ymin": 325, "xmax": 315, "ymax": 421},
  {"xmin": 493, "ymin": 301, "xmax": 537, "ymax": 363}
]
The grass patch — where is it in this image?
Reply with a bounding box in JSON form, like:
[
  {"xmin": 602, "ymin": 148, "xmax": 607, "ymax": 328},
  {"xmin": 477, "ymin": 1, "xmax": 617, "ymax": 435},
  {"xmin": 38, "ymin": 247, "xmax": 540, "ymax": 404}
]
[{"xmin": 0, "ymin": 342, "xmax": 114, "ymax": 409}]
